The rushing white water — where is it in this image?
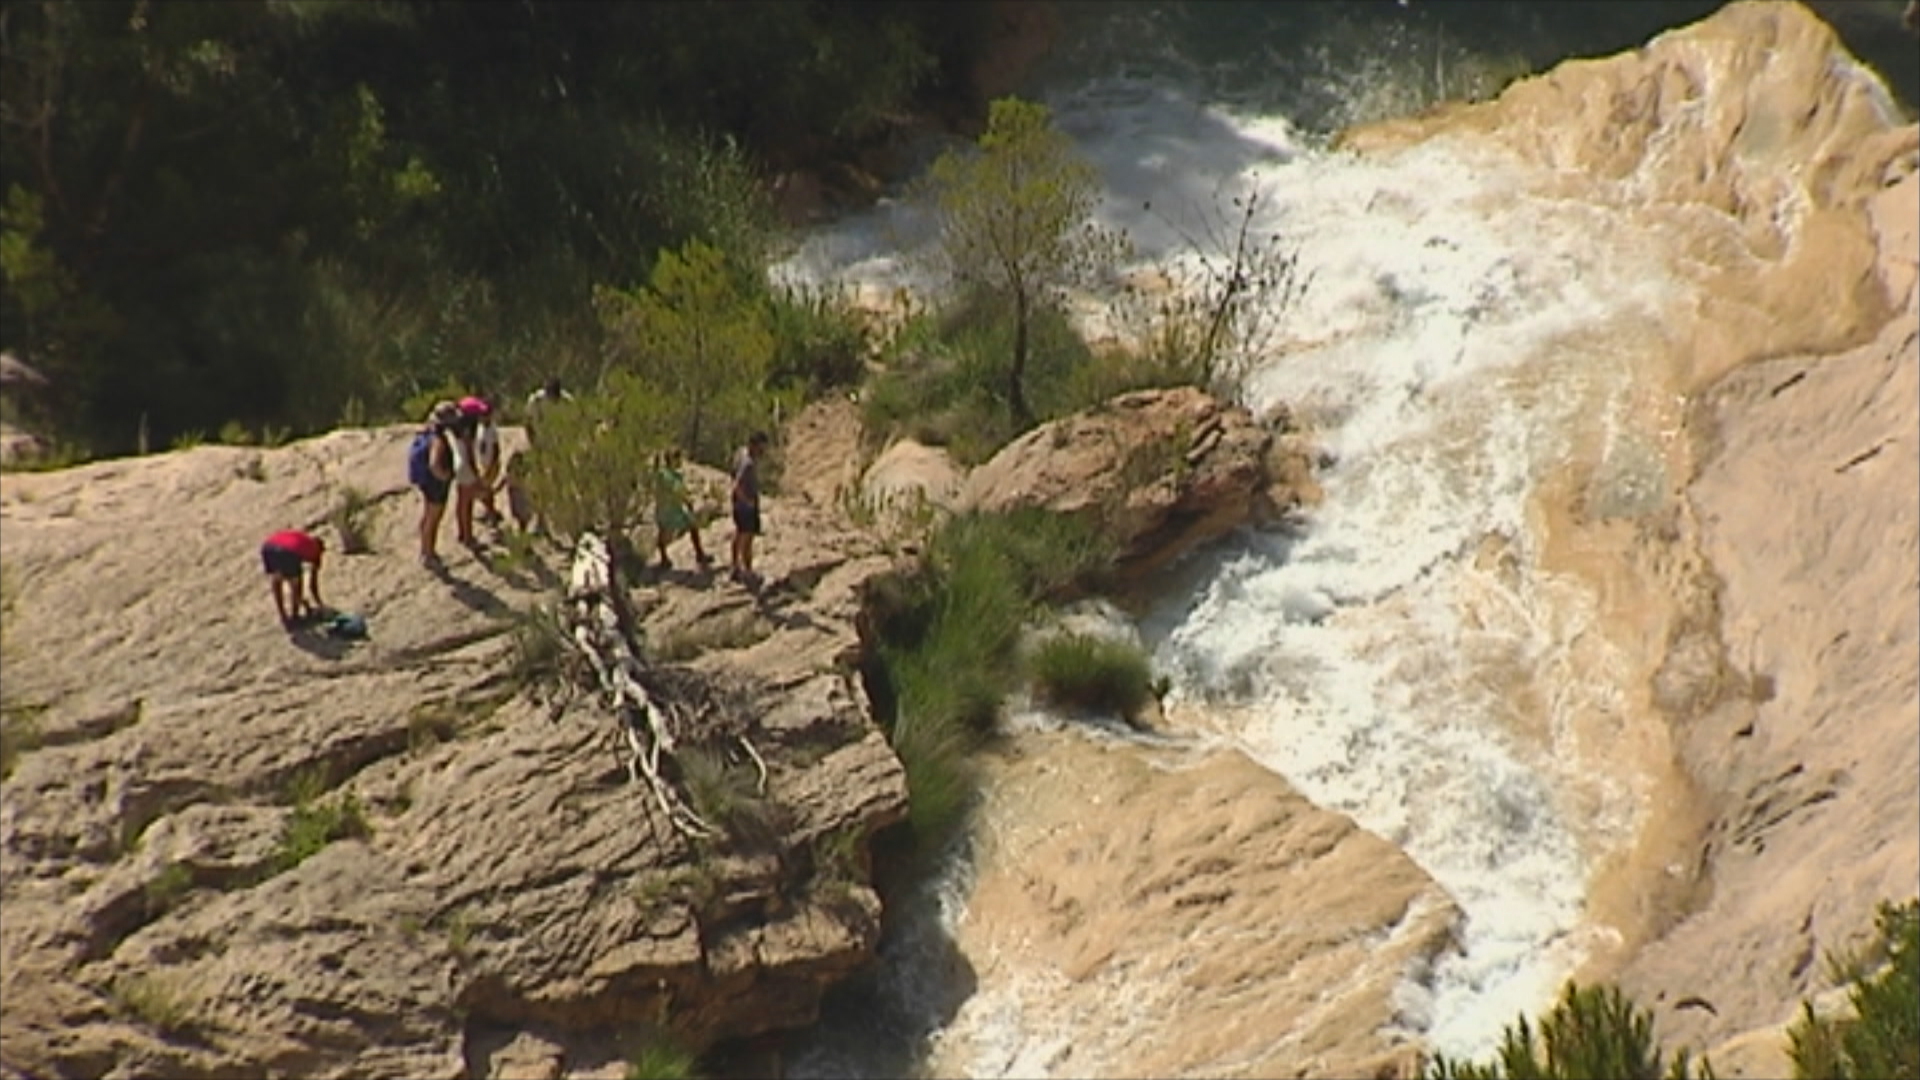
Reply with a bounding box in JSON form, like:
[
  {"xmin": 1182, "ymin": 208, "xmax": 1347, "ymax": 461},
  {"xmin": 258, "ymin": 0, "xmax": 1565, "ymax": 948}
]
[{"xmin": 777, "ymin": 26, "xmax": 1696, "ymax": 1073}]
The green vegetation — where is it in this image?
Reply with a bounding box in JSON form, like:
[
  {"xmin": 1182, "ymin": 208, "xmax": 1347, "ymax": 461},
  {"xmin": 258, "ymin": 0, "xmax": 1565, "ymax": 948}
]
[
  {"xmin": 0, "ymin": 1, "xmax": 1003, "ymax": 455},
  {"xmin": 1429, "ymin": 902, "xmax": 1919, "ymax": 1080},
  {"xmin": 507, "ymin": 604, "xmax": 575, "ymax": 697},
  {"xmin": 1026, "ymin": 632, "xmax": 1155, "ymax": 717},
  {"xmin": 1788, "ymin": 900, "xmax": 1919, "ymax": 1080},
  {"xmin": 625, "ymin": 1032, "xmax": 702, "ymax": 1080},
  {"xmin": 678, "ymin": 746, "xmax": 784, "ymax": 849},
  {"xmin": 518, "ymin": 371, "xmax": 675, "ymax": 545},
  {"xmin": 649, "ymin": 611, "xmax": 773, "ymax": 664},
  {"xmin": 266, "ymin": 780, "xmax": 370, "ymax": 877},
  {"xmin": 143, "ymin": 862, "xmax": 196, "ymax": 917},
  {"xmin": 1424, "ymin": 982, "xmax": 1706, "ymax": 1080},
  {"xmin": 916, "ymin": 98, "xmax": 1129, "ymax": 427},
  {"xmin": 866, "ymin": 508, "xmax": 1114, "ymax": 842},
  {"xmin": 111, "ymin": 973, "xmax": 200, "ymax": 1038},
  {"xmin": 864, "ymin": 287, "xmax": 1100, "ymax": 465},
  {"xmin": 596, "ymin": 239, "xmax": 793, "ymax": 468}
]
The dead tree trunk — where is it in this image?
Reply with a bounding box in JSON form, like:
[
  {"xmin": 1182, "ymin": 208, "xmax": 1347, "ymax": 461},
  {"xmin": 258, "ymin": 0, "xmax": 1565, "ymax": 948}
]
[{"xmin": 563, "ymin": 532, "xmax": 719, "ymax": 841}]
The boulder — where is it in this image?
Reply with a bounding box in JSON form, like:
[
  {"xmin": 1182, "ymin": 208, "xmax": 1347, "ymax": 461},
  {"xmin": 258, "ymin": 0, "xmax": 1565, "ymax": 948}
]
[
  {"xmin": 857, "ymin": 438, "xmax": 966, "ymax": 535},
  {"xmin": 957, "ymin": 386, "xmax": 1314, "ymax": 581}
]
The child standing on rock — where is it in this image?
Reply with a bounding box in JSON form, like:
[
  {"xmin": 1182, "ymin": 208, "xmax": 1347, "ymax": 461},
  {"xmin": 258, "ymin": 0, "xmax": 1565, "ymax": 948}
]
[{"xmin": 652, "ymin": 448, "xmax": 712, "ymax": 570}]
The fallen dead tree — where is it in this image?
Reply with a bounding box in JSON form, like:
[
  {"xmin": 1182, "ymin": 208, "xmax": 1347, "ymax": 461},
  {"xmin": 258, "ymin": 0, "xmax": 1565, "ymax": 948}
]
[{"xmin": 556, "ymin": 532, "xmax": 768, "ymax": 843}]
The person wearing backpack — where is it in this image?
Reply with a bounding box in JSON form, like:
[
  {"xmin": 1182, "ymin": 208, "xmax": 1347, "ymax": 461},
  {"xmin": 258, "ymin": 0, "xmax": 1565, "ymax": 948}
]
[{"xmin": 410, "ymin": 401, "xmax": 461, "ymax": 569}]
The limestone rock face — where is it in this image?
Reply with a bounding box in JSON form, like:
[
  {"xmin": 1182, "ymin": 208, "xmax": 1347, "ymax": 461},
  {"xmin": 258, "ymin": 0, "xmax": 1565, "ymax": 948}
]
[
  {"xmin": 957, "ymin": 387, "xmax": 1313, "ymax": 581},
  {"xmin": 0, "ymin": 413, "xmax": 909, "ymax": 1079}
]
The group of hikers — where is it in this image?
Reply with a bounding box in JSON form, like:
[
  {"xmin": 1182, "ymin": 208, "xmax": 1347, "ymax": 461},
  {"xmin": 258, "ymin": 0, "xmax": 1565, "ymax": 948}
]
[{"xmin": 258, "ymin": 379, "xmax": 773, "ymax": 632}]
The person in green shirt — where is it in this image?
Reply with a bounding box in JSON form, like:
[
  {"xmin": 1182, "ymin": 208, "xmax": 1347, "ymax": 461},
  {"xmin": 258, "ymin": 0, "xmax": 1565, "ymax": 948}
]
[{"xmin": 652, "ymin": 448, "xmax": 713, "ymax": 571}]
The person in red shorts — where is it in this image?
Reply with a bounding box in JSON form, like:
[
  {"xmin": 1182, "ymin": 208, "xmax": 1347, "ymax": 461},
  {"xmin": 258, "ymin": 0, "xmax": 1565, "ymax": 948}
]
[{"xmin": 261, "ymin": 529, "xmax": 325, "ymax": 629}]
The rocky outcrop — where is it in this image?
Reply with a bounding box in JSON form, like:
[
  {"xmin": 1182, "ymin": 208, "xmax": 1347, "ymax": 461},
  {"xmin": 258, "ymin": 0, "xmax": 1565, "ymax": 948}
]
[
  {"xmin": 0, "ymin": 413, "xmax": 910, "ymax": 1079},
  {"xmin": 925, "ymin": 732, "xmax": 1457, "ymax": 1080},
  {"xmin": 957, "ymin": 386, "xmax": 1317, "ymax": 582}
]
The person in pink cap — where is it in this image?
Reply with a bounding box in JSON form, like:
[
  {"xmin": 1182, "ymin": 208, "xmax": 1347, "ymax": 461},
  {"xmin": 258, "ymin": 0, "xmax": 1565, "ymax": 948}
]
[{"xmin": 454, "ymin": 395, "xmax": 502, "ymax": 546}]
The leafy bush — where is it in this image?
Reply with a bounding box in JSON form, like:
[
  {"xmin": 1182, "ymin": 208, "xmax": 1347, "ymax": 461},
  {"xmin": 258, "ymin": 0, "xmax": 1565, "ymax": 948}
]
[
  {"xmin": 765, "ymin": 282, "xmax": 872, "ymax": 396},
  {"xmin": 1027, "ymin": 633, "xmax": 1155, "ymax": 717},
  {"xmin": 1424, "ymin": 982, "xmax": 1704, "ymax": 1080},
  {"xmin": 1788, "ymin": 900, "xmax": 1919, "ymax": 1080},
  {"xmin": 595, "ymin": 239, "xmax": 791, "ymax": 469}
]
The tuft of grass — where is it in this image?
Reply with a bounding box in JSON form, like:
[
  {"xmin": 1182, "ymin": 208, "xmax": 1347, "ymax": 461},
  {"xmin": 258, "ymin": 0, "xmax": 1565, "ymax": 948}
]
[
  {"xmin": 258, "ymin": 424, "xmax": 291, "ymax": 448},
  {"xmin": 144, "ymin": 862, "xmax": 196, "ymax": 917},
  {"xmin": 442, "ymin": 908, "xmax": 477, "ymax": 957},
  {"xmin": 328, "ymin": 485, "xmax": 376, "ymax": 554},
  {"xmin": 0, "ymin": 702, "xmax": 43, "ymax": 781},
  {"xmin": 1788, "ymin": 900, "xmax": 1919, "ymax": 1080},
  {"xmin": 111, "ymin": 973, "xmax": 200, "ymax": 1038},
  {"xmin": 266, "ymin": 780, "xmax": 369, "ymax": 877},
  {"xmin": 169, "ymin": 429, "xmax": 208, "ymax": 451},
  {"xmin": 216, "ymin": 420, "xmax": 255, "ymax": 446},
  {"xmin": 1026, "ymin": 632, "xmax": 1155, "ymax": 717},
  {"xmin": 508, "ymin": 604, "xmax": 574, "ymax": 695},
  {"xmin": 625, "ymin": 1031, "xmax": 701, "ymax": 1080},
  {"xmin": 812, "ymin": 826, "xmax": 864, "ymax": 889},
  {"xmin": 1423, "ymin": 982, "xmax": 1706, "ymax": 1080},
  {"xmin": 677, "ymin": 746, "xmax": 783, "ymax": 849},
  {"xmin": 766, "ymin": 281, "xmax": 872, "ymax": 396}
]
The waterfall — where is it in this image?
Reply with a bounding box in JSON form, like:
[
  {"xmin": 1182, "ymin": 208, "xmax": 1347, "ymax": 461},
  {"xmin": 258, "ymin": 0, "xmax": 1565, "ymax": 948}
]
[{"xmin": 777, "ymin": 3, "xmax": 1912, "ymax": 1074}]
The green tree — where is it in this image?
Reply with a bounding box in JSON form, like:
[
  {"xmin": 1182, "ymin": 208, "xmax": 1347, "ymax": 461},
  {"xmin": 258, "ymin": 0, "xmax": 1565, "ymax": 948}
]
[
  {"xmin": 1788, "ymin": 900, "xmax": 1920, "ymax": 1080},
  {"xmin": 917, "ymin": 96, "xmax": 1128, "ymax": 427},
  {"xmin": 1424, "ymin": 982, "xmax": 1706, "ymax": 1080},
  {"xmin": 517, "ymin": 371, "xmax": 673, "ymax": 551},
  {"xmin": 594, "ymin": 240, "xmax": 785, "ymax": 467}
]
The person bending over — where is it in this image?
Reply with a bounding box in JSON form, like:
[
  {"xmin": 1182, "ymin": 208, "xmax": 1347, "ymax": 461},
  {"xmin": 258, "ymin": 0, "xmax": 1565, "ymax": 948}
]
[{"xmin": 261, "ymin": 528, "xmax": 325, "ymax": 629}]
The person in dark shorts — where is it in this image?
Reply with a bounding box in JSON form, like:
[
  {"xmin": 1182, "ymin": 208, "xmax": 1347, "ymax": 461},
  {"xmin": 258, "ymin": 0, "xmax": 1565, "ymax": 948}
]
[
  {"xmin": 410, "ymin": 401, "xmax": 460, "ymax": 568},
  {"xmin": 261, "ymin": 529, "xmax": 325, "ymax": 628},
  {"xmin": 729, "ymin": 431, "xmax": 769, "ymax": 585}
]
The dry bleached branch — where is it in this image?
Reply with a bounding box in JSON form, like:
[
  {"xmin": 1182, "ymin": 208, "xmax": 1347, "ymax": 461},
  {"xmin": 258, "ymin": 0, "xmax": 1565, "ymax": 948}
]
[{"xmin": 560, "ymin": 532, "xmax": 769, "ymax": 840}]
